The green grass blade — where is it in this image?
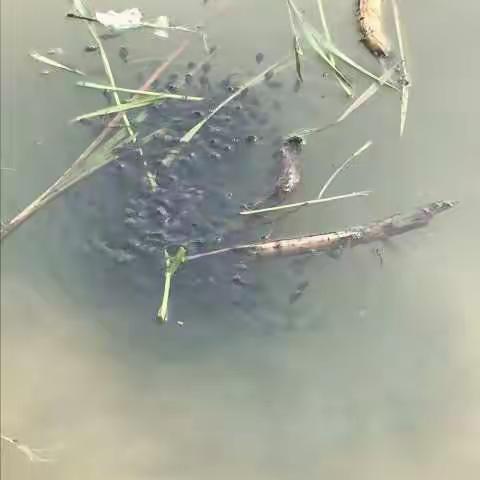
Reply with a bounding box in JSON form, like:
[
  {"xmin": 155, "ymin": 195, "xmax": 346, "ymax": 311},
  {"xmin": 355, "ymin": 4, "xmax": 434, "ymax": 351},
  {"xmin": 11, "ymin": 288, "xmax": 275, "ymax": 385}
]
[
  {"xmin": 76, "ymin": 81, "xmax": 203, "ymax": 100},
  {"xmin": 316, "ymin": 0, "xmax": 352, "ymax": 96},
  {"xmin": 73, "ymin": 0, "xmax": 136, "ymax": 141},
  {"xmin": 180, "ymin": 57, "xmax": 291, "ymax": 143},
  {"xmin": 72, "ymin": 97, "xmax": 164, "ymax": 122},
  {"xmin": 29, "ymin": 51, "xmax": 85, "ymax": 75},
  {"xmin": 391, "ymin": 0, "xmax": 411, "ymax": 136},
  {"xmin": 336, "ymin": 63, "xmax": 398, "ymax": 123}
]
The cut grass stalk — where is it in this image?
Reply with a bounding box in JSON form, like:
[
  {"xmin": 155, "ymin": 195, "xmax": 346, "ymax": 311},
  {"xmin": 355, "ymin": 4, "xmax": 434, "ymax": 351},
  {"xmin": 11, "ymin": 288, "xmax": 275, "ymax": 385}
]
[
  {"xmin": 73, "ymin": 0, "xmax": 135, "ymax": 141},
  {"xmin": 316, "ymin": 0, "xmax": 352, "ymax": 96},
  {"xmin": 391, "ymin": 0, "xmax": 410, "ymax": 136},
  {"xmin": 180, "ymin": 57, "xmax": 292, "ymax": 143},
  {"xmin": 239, "ymin": 191, "xmax": 371, "ymax": 216},
  {"xmin": 318, "ymin": 141, "xmax": 372, "ymax": 198},
  {"xmin": 29, "ymin": 51, "xmax": 85, "ymax": 75}
]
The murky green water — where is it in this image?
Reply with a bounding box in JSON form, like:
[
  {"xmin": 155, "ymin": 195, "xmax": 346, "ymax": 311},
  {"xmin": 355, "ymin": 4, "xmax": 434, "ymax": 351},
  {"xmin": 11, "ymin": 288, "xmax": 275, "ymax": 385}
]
[{"xmin": 2, "ymin": 1, "xmax": 480, "ymax": 479}]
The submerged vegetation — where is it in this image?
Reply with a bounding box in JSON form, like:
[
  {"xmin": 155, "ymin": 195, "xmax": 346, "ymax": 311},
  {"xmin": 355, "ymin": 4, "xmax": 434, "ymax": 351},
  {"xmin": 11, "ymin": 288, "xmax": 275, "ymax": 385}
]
[{"xmin": 0, "ymin": 0, "xmax": 453, "ymax": 325}]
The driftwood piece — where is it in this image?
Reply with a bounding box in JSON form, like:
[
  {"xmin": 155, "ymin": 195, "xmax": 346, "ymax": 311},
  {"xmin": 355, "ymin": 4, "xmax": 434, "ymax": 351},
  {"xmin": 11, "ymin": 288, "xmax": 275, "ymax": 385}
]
[
  {"xmin": 188, "ymin": 201, "xmax": 456, "ymax": 260},
  {"xmin": 357, "ymin": 0, "xmax": 390, "ymax": 57}
]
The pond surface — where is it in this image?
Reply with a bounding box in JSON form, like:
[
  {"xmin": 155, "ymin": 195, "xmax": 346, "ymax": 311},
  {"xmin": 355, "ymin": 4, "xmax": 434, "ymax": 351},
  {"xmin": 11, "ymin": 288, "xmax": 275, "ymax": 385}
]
[{"xmin": 2, "ymin": 1, "xmax": 480, "ymax": 479}]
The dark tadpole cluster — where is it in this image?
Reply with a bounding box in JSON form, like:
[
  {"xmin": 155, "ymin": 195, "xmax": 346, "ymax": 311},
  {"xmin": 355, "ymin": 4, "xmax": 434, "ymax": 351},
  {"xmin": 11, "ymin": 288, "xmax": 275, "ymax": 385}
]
[{"xmin": 77, "ymin": 59, "xmax": 288, "ymax": 294}]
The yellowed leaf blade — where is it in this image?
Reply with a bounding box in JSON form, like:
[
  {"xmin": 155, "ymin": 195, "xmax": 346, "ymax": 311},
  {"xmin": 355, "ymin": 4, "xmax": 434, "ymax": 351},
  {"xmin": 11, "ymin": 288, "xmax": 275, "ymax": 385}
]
[{"xmin": 29, "ymin": 51, "xmax": 85, "ymax": 75}]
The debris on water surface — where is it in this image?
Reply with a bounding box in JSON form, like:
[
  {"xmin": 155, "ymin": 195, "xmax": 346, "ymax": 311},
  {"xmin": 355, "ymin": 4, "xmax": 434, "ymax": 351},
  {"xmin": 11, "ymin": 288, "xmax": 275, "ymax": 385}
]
[
  {"xmin": 95, "ymin": 8, "xmax": 144, "ymax": 30},
  {"xmin": 255, "ymin": 52, "xmax": 264, "ymax": 64},
  {"xmin": 47, "ymin": 47, "xmax": 64, "ymax": 56},
  {"xmin": 84, "ymin": 44, "xmax": 99, "ymax": 52}
]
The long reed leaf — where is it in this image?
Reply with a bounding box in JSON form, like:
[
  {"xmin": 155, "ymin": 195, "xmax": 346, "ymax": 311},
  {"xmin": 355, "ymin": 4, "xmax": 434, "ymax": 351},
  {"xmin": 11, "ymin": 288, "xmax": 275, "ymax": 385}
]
[{"xmin": 157, "ymin": 247, "xmax": 187, "ymax": 323}]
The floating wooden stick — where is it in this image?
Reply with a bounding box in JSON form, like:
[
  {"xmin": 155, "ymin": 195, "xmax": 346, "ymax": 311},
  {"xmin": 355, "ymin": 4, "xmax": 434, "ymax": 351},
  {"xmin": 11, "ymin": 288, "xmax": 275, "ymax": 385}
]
[{"xmin": 190, "ymin": 201, "xmax": 456, "ymax": 260}]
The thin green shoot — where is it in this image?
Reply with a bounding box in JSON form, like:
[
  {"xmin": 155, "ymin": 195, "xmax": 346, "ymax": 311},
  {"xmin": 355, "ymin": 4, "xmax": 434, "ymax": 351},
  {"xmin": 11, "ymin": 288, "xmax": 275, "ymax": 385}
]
[{"xmin": 157, "ymin": 247, "xmax": 187, "ymax": 323}]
